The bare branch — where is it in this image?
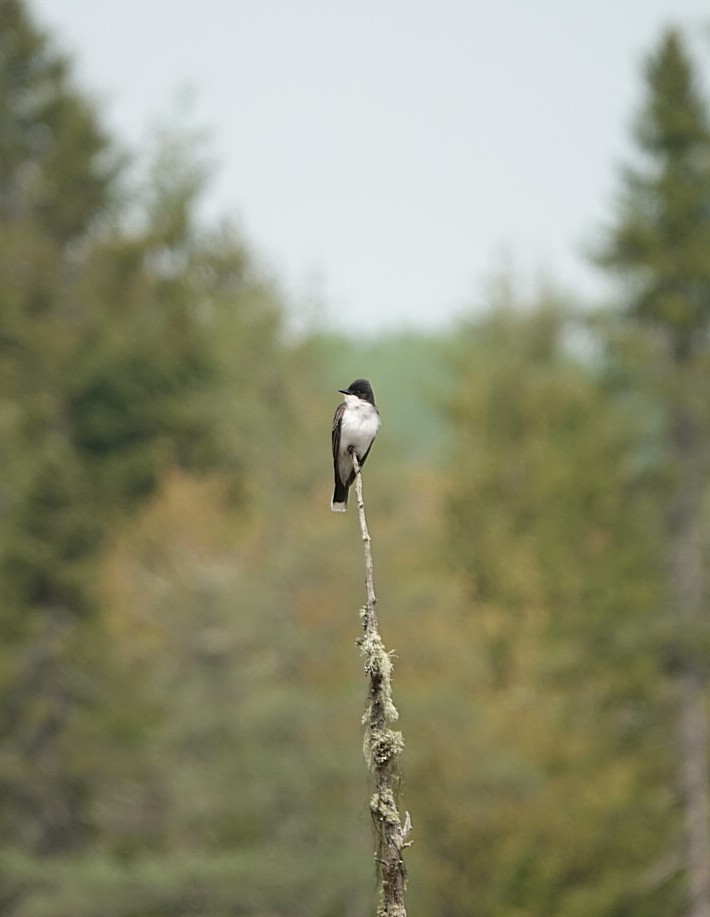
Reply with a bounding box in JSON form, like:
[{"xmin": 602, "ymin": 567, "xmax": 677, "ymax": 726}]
[{"xmin": 351, "ymin": 451, "xmax": 410, "ymax": 917}]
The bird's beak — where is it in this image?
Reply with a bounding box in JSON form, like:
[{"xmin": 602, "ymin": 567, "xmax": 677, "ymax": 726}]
[{"xmin": 338, "ymin": 388, "xmax": 351, "ymax": 395}]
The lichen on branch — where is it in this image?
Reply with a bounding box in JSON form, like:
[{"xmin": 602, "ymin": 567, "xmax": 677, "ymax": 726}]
[{"xmin": 351, "ymin": 451, "xmax": 411, "ymax": 917}]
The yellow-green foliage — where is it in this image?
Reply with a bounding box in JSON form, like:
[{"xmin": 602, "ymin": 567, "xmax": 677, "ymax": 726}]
[{"xmin": 1, "ymin": 6, "xmax": 708, "ymax": 917}]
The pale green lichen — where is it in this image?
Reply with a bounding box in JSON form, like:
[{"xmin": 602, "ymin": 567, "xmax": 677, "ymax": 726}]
[
  {"xmin": 366, "ymin": 727, "xmax": 405, "ymax": 767},
  {"xmin": 370, "ymin": 788, "xmax": 401, "ymax": 825},
  {"xmin": 377, "ymin": 904, "xmax": 407, "ymax": 917}
]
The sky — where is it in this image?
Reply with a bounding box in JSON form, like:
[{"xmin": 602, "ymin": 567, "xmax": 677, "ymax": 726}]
[{"xmin": 30, "ymin": 0, "xmax": 710, "ymax": 333}]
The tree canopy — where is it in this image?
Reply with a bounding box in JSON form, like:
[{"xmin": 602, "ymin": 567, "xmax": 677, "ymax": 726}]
[{"xmin": 1, "ymin": 5, "xmax": 710, "ymax": 917}]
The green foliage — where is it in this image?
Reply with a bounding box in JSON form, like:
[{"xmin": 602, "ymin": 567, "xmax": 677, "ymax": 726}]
[
  {"xmin": 438, "ymin": 296, "xmax": 677, "ymax": 916},
  {"xmin": 0, "ymin": 0, "xmax": 116, "ymax": 240},
  {"xmin": 3, "ymin": 5, "xmax": 709, "ymax": 916},
  {"xmin": 598, "ymin": 26, "xmax": 710, "ymax": 917},
  {"xmin": 0, "ymin": 0, "xmax": 295, "ymax": 861},
  {"xmin": 597, "ymin": 28, "xmax": 710, "ymax": 355}
]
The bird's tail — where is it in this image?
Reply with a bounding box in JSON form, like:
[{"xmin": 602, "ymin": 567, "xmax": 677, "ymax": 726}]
[{"xmin": 331, "ymin": 479, "xmax": 349, "ymax": 512}]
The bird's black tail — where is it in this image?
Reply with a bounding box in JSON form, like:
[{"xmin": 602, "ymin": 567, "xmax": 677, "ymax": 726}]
[{"xmin": 331, "ymin": 478, "xmax": 349, "ymax": 512}]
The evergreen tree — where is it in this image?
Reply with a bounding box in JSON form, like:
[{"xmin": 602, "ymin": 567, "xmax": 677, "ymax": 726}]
[
  {"xmin": 0, "ymin": 0, "xmax": 115, "ymax": 239},
  {"xmin": 441, "ymin": 293, "xmax": 674, "ymax": 916},
  {"xmin": 598, "ymin": 28, "xmax": 710, "ymax": 917},
  {"xmin": 0, "ymin": 0, "xmax": 291, "ymax": 861},
  {"xmin": 0, "ymin": 0, "xmax": 119, "ymax": 852}
]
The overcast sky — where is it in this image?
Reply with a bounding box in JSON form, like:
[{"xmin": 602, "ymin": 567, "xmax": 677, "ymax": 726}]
[{"xmin": 29, "ymin": 1, "xmax": 710, "ymax": 332}]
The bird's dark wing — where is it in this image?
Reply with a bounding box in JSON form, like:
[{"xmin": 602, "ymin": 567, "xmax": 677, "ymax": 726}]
[
  {"xmin": 332, "ymin": 402, "xmax": 345, "ymax": 463},
  {"xmin": 344, "ymin": 430, "xmax": 377, "ymax": 487},
  {"xmin": 358, "ymin": 440, "xmax": 374, "ymax": 468}
]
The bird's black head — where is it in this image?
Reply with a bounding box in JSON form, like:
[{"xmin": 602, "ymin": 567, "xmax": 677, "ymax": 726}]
[{"xmin": 338, "ymin": 378, "xmax": 376, "ymax": 405}]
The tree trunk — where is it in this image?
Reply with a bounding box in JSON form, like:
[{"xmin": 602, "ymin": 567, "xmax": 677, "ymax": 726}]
[
  {"xmin": 677, "ymin": 667, "xmax": 710, "ymax": 917},
  {"xmin": 671, "ymin": 389, "xmax": 710, "ymax": 917}
]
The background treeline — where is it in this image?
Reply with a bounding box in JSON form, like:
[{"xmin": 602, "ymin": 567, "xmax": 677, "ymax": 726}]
[{"xmin": 1, "ymin": 1, "xmax": 709, "ymax": 915}]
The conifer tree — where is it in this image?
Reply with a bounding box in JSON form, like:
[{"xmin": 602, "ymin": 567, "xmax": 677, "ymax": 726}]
[
  {"xmin": 0, "ymin": 0, "xmax": 119, "ymax": 851},
  {"xmin": 0, "ymin": 0, "xmax": 289, "ymax": 858},
  {"xmin": 443, "ymin": 295, "xmax": 671, "ymax": 916},
  {"xmin": 598, "ymin": 28, "xmax": 710, "ymax": 917}
]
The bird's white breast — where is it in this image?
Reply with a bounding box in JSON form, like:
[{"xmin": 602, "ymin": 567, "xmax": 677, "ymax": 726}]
[{"xmin": 339, "ymin": 398, "xmax": 380, "ymax": 454}]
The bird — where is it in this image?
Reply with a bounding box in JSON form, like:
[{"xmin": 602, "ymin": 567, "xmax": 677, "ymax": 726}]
[{"xmin": 331, "ymin": 378, "xmax": 381, "ymax": 512}]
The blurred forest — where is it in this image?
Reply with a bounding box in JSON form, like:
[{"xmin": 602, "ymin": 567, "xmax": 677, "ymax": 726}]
[{"xmin": 2, "ymin": 1, "xmax": 710, "ymax": 915}]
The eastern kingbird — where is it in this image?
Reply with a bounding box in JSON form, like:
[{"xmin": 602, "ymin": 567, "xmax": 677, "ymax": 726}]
[{"xmin": 331, "ymin": 378, "xmax": 381, "ymax": 512}]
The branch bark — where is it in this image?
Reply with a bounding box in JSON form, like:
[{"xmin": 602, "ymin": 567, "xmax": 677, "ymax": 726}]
[{"xmin": 351, "ymin": 450, "xmax": 410, "ymax": 917}]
